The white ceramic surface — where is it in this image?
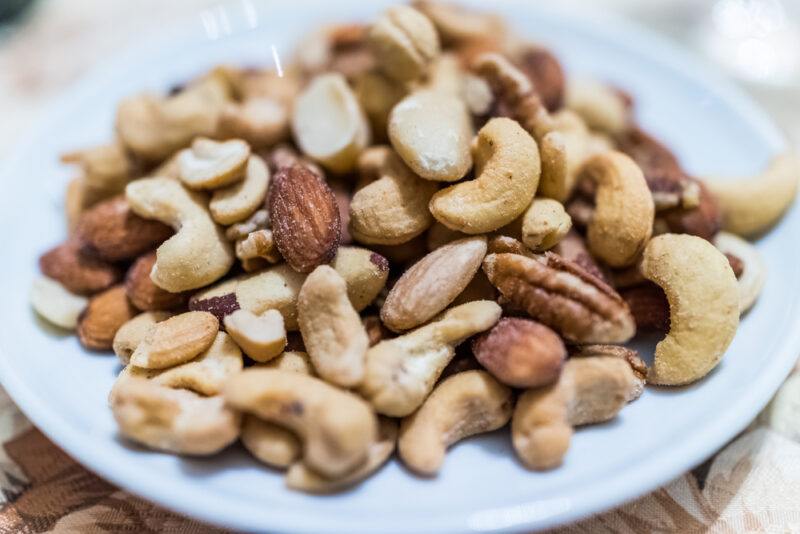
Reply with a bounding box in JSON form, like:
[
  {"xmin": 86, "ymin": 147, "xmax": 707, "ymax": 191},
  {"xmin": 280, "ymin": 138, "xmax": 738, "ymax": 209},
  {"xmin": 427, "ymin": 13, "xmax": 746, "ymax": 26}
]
[{"xmin": 1, "ymin": 2, "xmax": 799, "ymax": 532}]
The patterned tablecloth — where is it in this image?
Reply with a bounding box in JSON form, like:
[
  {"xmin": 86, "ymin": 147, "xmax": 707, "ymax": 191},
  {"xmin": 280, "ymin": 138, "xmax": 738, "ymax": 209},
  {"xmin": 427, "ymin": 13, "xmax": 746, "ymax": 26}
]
[{"xmin": 2, "ymin": 1, "xmax": 800, "ymax": 532}]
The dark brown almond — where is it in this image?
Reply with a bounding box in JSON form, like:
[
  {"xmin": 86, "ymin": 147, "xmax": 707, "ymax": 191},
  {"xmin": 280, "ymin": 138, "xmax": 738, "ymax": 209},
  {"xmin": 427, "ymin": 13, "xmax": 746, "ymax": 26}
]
[
  {"xmin": 515, "ymin": 46, "xmax": 565, "ymax": 111},
  {"xmin": 77, "ymin": 285, "xmax": 138, "ymax": 351},
  {"xmin": 39, "ymin": 239, "xmax": 123, "ymax": 295},
  {"xmin": 125, "ymin": 252, "xmax": 189, "ymax": 311},
  {"xmin": 619, "ymin": 283, "xmax": 670, "ymax": 331}
]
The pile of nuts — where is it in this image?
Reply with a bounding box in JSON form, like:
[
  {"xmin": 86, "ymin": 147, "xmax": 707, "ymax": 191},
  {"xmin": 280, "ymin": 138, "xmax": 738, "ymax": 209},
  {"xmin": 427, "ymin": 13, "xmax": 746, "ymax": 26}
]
[{"xmin": 30, "ymin": 1, "xmax": 798, "ymax": 492}]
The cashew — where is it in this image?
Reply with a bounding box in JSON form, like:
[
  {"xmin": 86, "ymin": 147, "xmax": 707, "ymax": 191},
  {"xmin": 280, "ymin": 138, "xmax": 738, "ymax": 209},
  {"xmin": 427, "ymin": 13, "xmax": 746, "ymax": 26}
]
[
  {"xmin": 354, "ymin": 71, "xmax": 407, "ymax": 141},
  {"xmin": 224, "ymin": 309, "xmax": 287, "ymax": 362},
  {"xmin": 512, "ymin": 356, "xmax": 640, "ymax": 470},
  {"xmin": 217, "ymin": 97, "xmax": 289, "ymax": 149},
  {"xmin": 564, "ymin": 79, "xmax": 630, "ymax": 136},
  {"xmin": 703, "ymin": 152, "xmax": 799, "ymax": 237},
  {"xmin": 30, "ymin": 276, "xmax": 88, "ymax": 330},
  {"xmin": 520, "ymin": 198, "xmax": 572, "ymax": 252},
  {"xmin": 329, "ymin": 246, "xmax": 391, "ymax": 311},
  {"xmin": 641, "ymin": 234, "xmax": 739, "ymax": 385},
  {"xmin": 713, "ymin": 232, "xmax": 766, "ymax": 314},
  {"xmin": 125, "ymin": 177, "xmax": 234, "ymax": 292},
  {"xmin": 429, "ymin": 117, "xmax": 540, "ymax": 233},
  {"xmin": 261, "ymin": 350, "xmax": 315, "ymax": 375},
  {"xmin": 349, "ymin": 146, "xmax": 438, "ymax": 245},
  {"xmin": 381, "ymin": 236, "xmax": 488, "ymax": 331},
  {"xmin": 297, "ymin": 266, "xmax": 369, "ymax": 387},
  {"xmin": 368, "ymin": 5, "xmax": 440, "ymax": 83},
  {"xmin": 388, "ymin": 88, "xmax": 473, "ymax": 182},
  {"xmin": 178, "ymin": 137, "xmax": 250, "ymax": 190},
  {"xmin": 235, "ymin": 229, "xmax": 282, "ymax": 272},
  {"xmin": 286, "ymin": 417, "xmax": 397, "ymax": 493},
  {"xmin": 61, "ymin": 141, "xmax": 136, "ymax": 207},
  {"xmin": 360, "ymin": 300, "xmax": 502, "ymax": 416},
  {"xmin": 209, "ymin": 155, "xmax": 270, "ymax": 225},
  {"xmin": 427, "ymin": 53, "xmax": 466, "ymax": 96},
  {"xmin": 112, "ymin": 311, "xmax": 173, "ymax": 364},
  {"xmin": 224, "ymin": 369, "xmax": 378, "ymax": 478},
  {"xmin": 580, "ymin": 151, "xmax": 654, "ymax": 267},
  {"xmin": 398, "ymin": 370, "xmax": 511, "ymax": 476},
  {"xmin": 291, "ymin": 73, "xmax": 370, "ymax": 173},
  {"xmin": 412, "ymin": 1, "xmax": 506, "ymax": 46},
  {"xmin": 241, "ymin": 416, "xmax": 302, "ymax": 469},
  {"xmin": 130, "ymin": 311, "xmax": 219, "ymax": 369}
]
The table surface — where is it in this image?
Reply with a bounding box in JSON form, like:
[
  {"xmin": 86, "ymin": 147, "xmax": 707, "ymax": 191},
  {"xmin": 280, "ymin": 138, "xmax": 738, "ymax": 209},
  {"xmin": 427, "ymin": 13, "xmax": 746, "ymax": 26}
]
[{"xmin": 1, "ymin": 1, "xmax": 800, "ymax": 532}]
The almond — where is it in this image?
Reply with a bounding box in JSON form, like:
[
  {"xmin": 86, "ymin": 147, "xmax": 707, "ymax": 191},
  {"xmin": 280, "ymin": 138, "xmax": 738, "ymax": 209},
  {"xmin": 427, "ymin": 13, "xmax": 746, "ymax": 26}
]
[
  {"xmin": 125, "ymin": 252, "xmax": 189, "ymax": 311},
  {"xmin": 77, "ymin": 285, "xmax": 138, "ymax": 350},
  {"xmin": 130, "ymin": 311, "xmax": 219, "ymax": 369},
  {"xmin": 268, "ymin": 163, "xmax": 341, "ymax": 273},
  {"xmin": 39, "ymin": 239, "xmax": 123, "ymax": 295},
  {"xmin": 76, "ymin": 195, "xmax": 172, "ymax": 261}
]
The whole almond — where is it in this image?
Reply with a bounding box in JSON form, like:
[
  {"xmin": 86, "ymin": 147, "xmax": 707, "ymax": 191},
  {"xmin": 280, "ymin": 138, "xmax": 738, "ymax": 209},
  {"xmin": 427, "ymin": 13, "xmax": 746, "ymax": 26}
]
[
  {"xmin": 40, "ymin": 239, "xmax": 122, "ymax": 295},
  {"xmin": 77, "ymin": 285, "xmax": 138, "ymax": 350},
  {"xmin": 76, "ymin": 195, "xmax": 172, "ymax": 261},
  {"xmin": 472, "ymin": 317, "xmax": 566, "ymax": 388},
  {"xmin": 268, "ymin": 163, "xmax": 341, "ymax": 273},
  {"xmin": 130, "ymin": 311, "xmax": 219, "ymax": 369},
  {"xmin": 125, "ymin": 252, "xmax": 189, "ymax": 311}
]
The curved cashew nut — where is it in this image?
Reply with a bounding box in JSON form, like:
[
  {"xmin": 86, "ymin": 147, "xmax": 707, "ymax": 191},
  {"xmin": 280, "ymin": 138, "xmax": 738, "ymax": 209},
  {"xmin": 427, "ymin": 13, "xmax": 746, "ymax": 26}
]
[
  {"xmin": 564, "ymin": 78, "xmax": 630, "ymax": 136},
  {"xmin": 429, "ymin": 117, "xmax": 540, "ymax": 234},
  {"xmin": 512, "ymin": 356, "xmax": 639, "ymax": 470},
  {"xmin": 112, "ymin": 311, "xmax": 173, "ymax": 364},
  {"xmin": 580, "ymin": 151, "xmax": 654, "ymax": 267},
  {"xmin": 224, "ymin": 369, "xmax": 378, "ymax": 478},
  {"xmin": 349, "ymin": 146, "xmax": 438, "ymax": 245},
  {"xmin": 178, "ymin": 138, "xmax": 250, "ymax": 190},
  {"xmin": 641, "ymin": 234, "xmax": 739, "ymax": 385},
  {"xmin": 368, "ymin": 5, "xmax": 440, "ymax": 82},
  {"xmin": 398, "ymin": 370, "xmax": 512, "ymax": 476},
  {"xmin": 360, "ymin": 300, "xmax": 502, "ymax": 417},
  {"xmin": 713, "ymin": 232, "xmax": 766, "ymax": 315},
  {"xmin": 703, "ymin": 152, "xmax": 799, "ymax": 237},
  {"xmin": 209, "ymin": 155, "xmax": 270, "ymax": 225},
  {"xmin": 126, "ymin": 177, "xmax": 234, "ymax": 292},
  {"xmin": 520, "ymin": 198, "xmax": 572, "ymax": 252}
]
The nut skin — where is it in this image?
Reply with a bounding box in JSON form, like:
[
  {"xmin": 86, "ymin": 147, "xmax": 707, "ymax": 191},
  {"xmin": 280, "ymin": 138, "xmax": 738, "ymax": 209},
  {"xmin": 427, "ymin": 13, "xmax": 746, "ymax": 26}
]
[
  {"xmin": 77, "ymin": 285, "xmax": 138, "ymax": 351},
  {"xmin": 40, "ymin": 239, "xmax": 123, "ymax": 296},
  {"xmin": 125, "ymin": 252, "xmax": 189, "ymax": 311},
  {"xmin": 472, "ymin": 317, "xmax": 566, "ymax": 388}
]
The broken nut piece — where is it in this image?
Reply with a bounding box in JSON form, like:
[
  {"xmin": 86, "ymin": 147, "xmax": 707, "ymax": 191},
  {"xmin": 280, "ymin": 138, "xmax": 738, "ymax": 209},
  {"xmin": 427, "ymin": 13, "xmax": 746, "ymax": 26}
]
[
  {"xmin": 130, "ymin": 311, "xmax": 219, "ymax": 369},
  {"xmin": 178, "ymin": 138, "xmax": 250, "ymax": 190},
  {"xmin": 224, "ymin": 309, "xmax": 287, "ymax": 363}
]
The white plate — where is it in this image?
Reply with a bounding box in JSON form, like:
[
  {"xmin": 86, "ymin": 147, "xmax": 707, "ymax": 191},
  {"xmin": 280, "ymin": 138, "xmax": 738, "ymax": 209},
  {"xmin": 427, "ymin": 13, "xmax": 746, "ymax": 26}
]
[{"xmin": 1, "ymin": 1, "xmax": 798, "ymax": 532}]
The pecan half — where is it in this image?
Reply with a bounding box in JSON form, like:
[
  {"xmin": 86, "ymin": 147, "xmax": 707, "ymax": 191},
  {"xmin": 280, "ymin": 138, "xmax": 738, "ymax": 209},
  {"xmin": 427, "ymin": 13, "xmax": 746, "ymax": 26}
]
[
  {"xmin": 514, "ymin": 45, "xmax": 564, "ymax": 112},
  {"xmin": 482, "ymin": 252, "xmax": 635, "ymax": 343},
  {"xmin": 552, "ymin": 230, "xmax": 609, "ymax": 285}
]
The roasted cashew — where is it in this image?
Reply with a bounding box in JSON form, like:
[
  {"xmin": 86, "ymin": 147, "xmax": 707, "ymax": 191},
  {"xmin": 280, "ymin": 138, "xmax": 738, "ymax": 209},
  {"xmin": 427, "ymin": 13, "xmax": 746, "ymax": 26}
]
[
  {"xmin": 126, "ymin": 177, "xmax": 234, "ymax": 292},
  {"xmin": 641, "ymin": 234, "xmax": 739, "ymax": 385},
  {"xmin": 224, "ymin": 369, "xmax": 378, "ymax": 478},
  {"xmin": 217, "ymin": 96, "xmax": 289, "ymax": 149},
  {"xmin": 368, "ymin": 5, "xmax": 440, "ymax": 82},
  {"xmin": 713, "ymin": 232, "xmax": 766, "ymax": 314},
  {"xmin": 512, "ymin": 356, "xmax": 640, "ymax": 470},
  {"xmin": 112, "ymin": 311, "xmax": 172, "ymax": 364},
  {"xmin": 398, "ymin": 370, "xmax": 512, "ymax": 476},
  {"xmin": 179, "ymin": 138, "xmax": 250, "ymax": 190},
  {"xmin": 349, "ymin": 146, "xmax": 438, "ymax": 245},
  {"xmin": 429, "ymin": 117, "xmax": 540, "ymax": 234},
  {"xmin": 209, "ymin": 155, "xmax": 270, "ymax": 225},
  {"xmin": 360, "ymin": 300, "xmax": 502, "ymax": 417},
  {"xmin": 579, "ymin": 151, "xmax": 654, "ymax": 267},
  {"xmin": 520, "ymin": 198, "xmax": 572, "ymax": 252},
  {"xmin": 564, "ymin": 78, "xmax": 630, "ymax": 136},
  {"xmin": 224, "ymin": 309, "xmax": 287, "ymax": 362},
  {"xmin": 412, "ymin": 1, "xmax": 506, "ymax": 46}
]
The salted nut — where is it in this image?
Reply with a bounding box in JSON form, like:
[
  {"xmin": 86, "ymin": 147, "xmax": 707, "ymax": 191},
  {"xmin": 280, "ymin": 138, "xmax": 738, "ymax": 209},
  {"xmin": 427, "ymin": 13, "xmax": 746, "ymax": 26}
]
[
  {"xmin": 398, "ymin": 370, "xmax": 512, "ymax": 476},
  {"xmin": 178, "ymin": 138, "xmax": 250, "ymax": 190},
  {"xmin": 30, "ymin": 276, "xmax": 88, "ymax": 330},
  {"xmin": 713, "ymin": 232, "xmax": 766, "ymax": 314},
  {"xmin": 224, "ymin": 309, "xmax": 287, "ymax": 362},
  {"xmin": 564, "ymin": 78, "xmax": 630, "ymax": 135},
  {"xmin": 520, "ymin": 198, "xmax": 572, "ymax": 252},
  {"xmin": 112, "ymin": 311, "xmax": 172, "ymax": 364},
  {"xmin": 130, "ymin": 311, "xmax": 219, "ymax": 369},
  {"xmin": 209, "ymin": 155, "xmax": 270, "ymax": 226},
  {"xmin": 640, "ymin": 234, "xmax": 739, "ymax": 385},
  {"xmin": 368, "ymin": 5, "xmax": 440, "ymax": 82},
  {"xmin": 217, "ymin": 96, "xmax": 289, "ymax": 149}
]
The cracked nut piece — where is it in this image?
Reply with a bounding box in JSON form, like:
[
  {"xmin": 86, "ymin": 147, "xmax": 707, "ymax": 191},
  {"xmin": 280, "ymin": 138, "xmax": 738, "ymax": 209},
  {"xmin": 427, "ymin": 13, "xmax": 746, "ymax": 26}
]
[
  {"xmin": 209, "ymin": 155, "xmax": 270, "ymax": 226},
  {"xmin": 30, "ymin": 276, "xmax": 88, "ymax": 330},
  {"xmin": 112, "ymin": 311, "xmax": 172, "ymax": 364},
  {"xmin": 641, "ymin": 234, "xmax": 739, "ymax": 385},
  {"xmin": 269, "ymin": 163, "xmax": 341, "ymax": 273},
  {"xmin": 235, "ymin": 229, "xmax": 281, "ymax": 271},
  {"xmin": 39, "ymin": 239, "xmax": 122, "ymax": 295},
  {"xmin": 483, "ymin": 252, "xmax": 635, "ymax": 344},
  {"xmin": 224, "ymin": 369, "xmax": 378, "ymax": 478},
  {"xmin": 298, "ymin": 266, "xmax": 369, "ymax": 387},
  {"xmin": 472, "ymin": 317, "xmax": 566, "ymax": 388},
  {"xmin": 368, "ymin": 5, "xmax": 440, "ymax": 82},
  {"xmin": 412, "ymin": 1, "xmax": 505, "ymax": 46},
  {"xmin": 512, "ymin": 355, "xmax": 640, "ymax": 470},
  {"xmin": 658, "ymin": 180, "xmax": 721, "ymax": 241},
  {"xmin": 361, "ymin": 300, "xmax": 502, "ymax": 417},
  {"xmin": 398, "ymin": 370, "xmax": 512, "ymax": 476},
  {"xmin": 224, "ymin": 309, "xmax": 287, "ymax": 363},
  {"xmin": 242, "ymin": 416, "xmax": 302, "ymax": 469},
  {"xmin": 179, "ymin": 138, "xmax": 250, "ymax": 190},
  {"xmin": 291, "ymin": 73, "xmax": 370, "ymax": 173},
  {"xmin": 520, "ymin": 198, "xmax": 572, "ymax": 252},
  {"xmin": 564, "ymin": 78, "xmax": 630, "ymax": 135},
  {"xmin": 713, "ymin": 232, "xmax": 766, "ymax": 314},
  {"xmin": 77, "ymin": 285, "xmax": 137, "ymax": 351},
  {"xmin": 354, "ymin": 70, "xmax": 407, "ymax": 141},
  {"xmin": 217, "ymin": 97, "xmax": 289, "ymax": 148},
  {"xmin": 381, "ymin": 236, "xmax": 488, "ymax": 331},
  {"xmin": 130, "ymin": 311, "xmax": 219, "ymax": 369},
  {"xmin": 125, "ymin": 252, "xmax": 189, "ymax": 311},
  {"xmin": 429, "ymin": 117, "xmax": 540, "ymax": 234},
  {"xmin": 571, "ymin": 344, "xmax": 647, "ymax": 402}
]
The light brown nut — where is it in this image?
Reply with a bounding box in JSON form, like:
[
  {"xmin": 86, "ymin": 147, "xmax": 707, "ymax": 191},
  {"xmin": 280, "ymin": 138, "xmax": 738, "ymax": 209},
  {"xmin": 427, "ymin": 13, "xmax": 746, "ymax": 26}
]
[
  {"xmin": 209, "ymin": 155, "xmax": 270, "ymax": 226},
  {"xmin": 75, "ymin": 195, "xmax": 172, "ymax": 262},
  {"xmin": 520, "ymin": 198, "xmax": 572, "ymax": 252},
  {"xmin": 61, "ymin": 141, "xmax": 137, "ymax": 208},
  {"xmin": 39, "ymin": 239, "xmax": 122, "ymax": 295},
  {"xmin": 482, "ymin": 252, "xmax": 635, "ymax": 343},
  {"xmin": 349, "ymin": 146, "xmax": 438, "ymax": 245},
  {"xmin": 512, "ymin": 356, "xmax": 639, "ymax": 470},
  {"xmin": 224, "ymin": 369, "xmax": 378, "ymax": 478},
  {"xmin": 398, "ymin": 370, "xmax": 512, "ymax": 476},
  {"xmin": 412, "ymin": 1, "xmax": 505, "ymax": 46},
  {"xmin": 297, "ymin": 266, "xmax": 368, "ymax": 387},
  {"xmin": 217, "ymin": 97, "xmax": 289, "ymax": 149},
  {"xmin": 242, "ymin": 416, "xmax": 302, "ymax": 469},
  {"xmin": 329, "ymin": 247, "xmax": 390, "ymax": 310},
  {"xmin": 471, "ymin": 317, "xmax": 566, "ymax": 388},
  {"xmin": 368, "ymin": 5, "xmax": 440, "ymax": 83},
  {"xmin": 552, "ymin": 230, "xmax": 609, "ymax": 284},
  {"xmin": 658, "ymin": 180, "xmax": 721, "ymax": 241},
  {"xmin": 112, "ymin": 378, "xmax": 239, "ymax": 455},
  {"xmin": 125, "ymin": 252, "xmax": 189, "ymax": 311},
  {"xmin": 580, "ymin": 151, "xmax": 655, "ymax": 267},
  {"xmin": 513, "ymin": 45, "xmax": 565, "ymax": 113},
  {"xmin": 291, "ymin": 73, "xmax": 370, "ymax": 173},
  {"xmin": 126, "ymin": 177, "xmax": 234, "ymax": 292},
  {"xmin": 223, "ymin": 309, "xmax": 287, "ymax": 363},
  {"xmin": 571, "ymin": 344, "xmax": 647, "ymax": 402},
  {"xmin": 77, "ymin": 285, "xmax": 137, "ymax": 351},
  {"xmin": 235, "ymin": 229, "xmax": 282, "ymax": 271},
  {"xmin": 713, "ymin": 232, "xmax": 766, "ymax": 314},
  {"xmin": 703, "ymin": 152, "xmax": 799, "ymax": 237},
  {"xmin": 225, "ymin": 208, "xmax": 269, "ymax": 241},
  {"xmin": 381, "ymin": 236, "xmax": 488, "ymax": 331},
  {"xmin": 65, "ymin": 177, "xmax": 87, "ymax": 233},
  {"xmin": 354, "ymin": 71, "xmax": 407, "ymax": 141},
  {"xmin": 293, "ymin": 23, "xmax": 374, "ymax": 80},
  {"xmin": 564, "ymin": 79, "xmax": 630, "ymax": 135},
  {"xmin": 130, "ymin": 311, "xmax": 219, "ymax": 369},
  {"xmin": 640, "ymin": 234, "xmax": 739, "ymax": 385},
  {"xmin": 261, "ymin": 350, "xmax": 315, "ymax": 374},
  {"xmin": 268, "ymin": 163, "xmax": 341, "ymax": 273},
  {"xmin": 429, "ymin": 117, "xmax": 540, "ymax": 233},
  {"xmin": 30, "ymin": 276, "xmax": 88, "ymax": 330},
  {"xmin": 112, "ymin": 311, "xmax": 173, "ymax": 365},
  {"xmin": 178, "ymin": 138, "xmax": 250, "ymax": 190},
  {"xmin": 361, "ymin": 300, "xmax": 502, "ymax": 417},
  {"xmin": 388, "ymin": 89, "xmax": 473, "ymax": 182},
  {"xmin": 286, "ymin": 417, "xmax": 397, "ymax": 493}
]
